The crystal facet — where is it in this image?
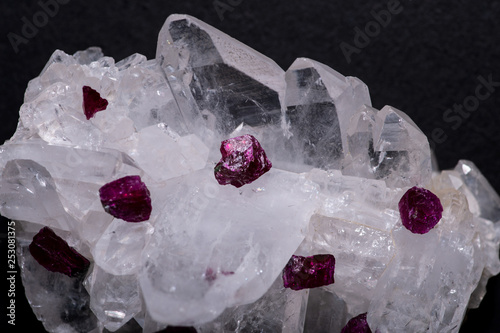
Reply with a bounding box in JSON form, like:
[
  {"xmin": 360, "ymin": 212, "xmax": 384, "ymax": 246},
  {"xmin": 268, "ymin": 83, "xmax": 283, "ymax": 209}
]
[
  {"xmin": 29, "ymin": 226, "xmax": 90, "ymax": 277},
  {"xmin": 214, "ymin": 134, "xmax": 272, "ymax": 188},
  {"xmin": 99, "ymin": 175, "xmax": 152, "ymax": 222},
  {"xmin": 82, "ymin": 85, "xmax": 108, "ymax": 120},
  {"xmin": 283, "ymin": 254, "xmax": 336, "ymax": 291},
  {"xmin": 341, "ymin": 313, "xmax": 372, "ymax": 333},
  {"xmin": 398, "ymin": 186, "xmax": 443, "ymax": 234}
]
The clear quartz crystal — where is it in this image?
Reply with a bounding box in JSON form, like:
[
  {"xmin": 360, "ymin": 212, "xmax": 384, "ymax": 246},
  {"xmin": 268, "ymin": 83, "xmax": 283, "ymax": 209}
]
[
  {"xmin": 1, "ymin": 14, "xmax": 499, "ymax": 333},
  {"xmin": 157, "ymin": 14, "xmax": 285, "ymax": 141},
  {"xmin": 454, "ymin": 160, "xmax": 500, "ymax": 222},
  {"xmin": 85, "ymin": 265, "xmax": 142, "ymax": 332},
  {"xmin": 16, "ymin": 229, "xmax": 99, "ymax": 333},
  {"xmin": 139, "ymin": 167, "xmax": 318, "ymax": 325},
  {"xmin": 197, "ymin": 276, "xmax": 309, "ymax": 333}
]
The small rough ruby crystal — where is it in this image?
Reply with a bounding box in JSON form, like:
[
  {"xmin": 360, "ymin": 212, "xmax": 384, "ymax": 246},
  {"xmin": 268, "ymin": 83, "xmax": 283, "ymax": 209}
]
[
  {"xmin": 398, "ymin": 186, "xmax": 443, "ymax": 234},
  {"xmin": 82, "ymin": 85, "xmax": 108, "ymax": 120},
  {"xmin": 282, "ymin": 254, "xmax": 335, "ymax": 291},
  {"xmin": 99, "ymin": 175, "xmax": 152, "ymax": 222},
  {"xmin": 29, "ymin": 227, "xmax": 90, "ymax": 277},
  {"xmin": 341, "ymin": 313, "xmax": 372, "ymax": 333},
  {"xmin": 214, "ymin": 134, "xmax": 272, "ymax": 188}
]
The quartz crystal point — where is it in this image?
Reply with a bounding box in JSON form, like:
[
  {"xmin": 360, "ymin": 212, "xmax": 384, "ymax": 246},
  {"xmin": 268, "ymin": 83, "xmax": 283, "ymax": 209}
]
[
  {"xmin": 29, "ymin": 226, "xmax": 90, "ymax": 277},
  {"xmin": 85, "ymin": 265, "xmax": 142, "ymax": 331},
  {"xmin": 1, "ymin": 13, "xmax": 500, "ymax": 333},
  {"xmin": 375, "ymin": 106, "xmax": 432, "ymax": 186},
  {"xmin": 283, "ymin": 58, "xmax": 371, "ymax": 170},
  {"xmin": 214, "ymin": 134, "xmax": 272, "ymax": 187},
  {"xmin": 282, "ymin": 254, "xmax": 336, "ymax": 291},
  {"xmin": 157, "ymin": 14, "xmax": 285, "ymax": 139},
  {"xmin": 454, "ymin": 160, "xmax": 500, "ymax": 222},
  {"xmin": 343, "ymin": 105, "xmax": 432, "ymax": 188},
  {"xmin": 0, "ymin": 159, "xmax": 78, "ymax": 231}
]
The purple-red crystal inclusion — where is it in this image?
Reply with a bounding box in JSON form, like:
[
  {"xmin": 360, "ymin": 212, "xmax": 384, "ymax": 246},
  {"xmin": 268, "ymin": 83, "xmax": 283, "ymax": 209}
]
[
  {"xmin": 82, "ymin": 85, "xmax": 108, "ymax": 120},
  {"xmin": 398, "ymin": 186, "xmax": 443, "ymax": 234},
  {"xmin": 214, "ymin": 134, "xmax": 272, "ymax": 188},
  {"xmin": 99, "ymin": 175, "xmax": 152, "ymax": 222},
  {"xmin": 341, "ymin": 313, "xmax": 372, "ymax": 333},
  {"xmin": 282, "ymin": 254, "xmax": 335, "ymax": 291},
  {"xmin": 29, "ymin": 226, "xmax": 90, "ymax": 277}
]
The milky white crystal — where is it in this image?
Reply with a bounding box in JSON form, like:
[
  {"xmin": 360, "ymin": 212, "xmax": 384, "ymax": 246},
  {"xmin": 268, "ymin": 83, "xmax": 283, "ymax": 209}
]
[{"xmin": 1, "ymin": 13, "xmax": 499, "ymax": 333}]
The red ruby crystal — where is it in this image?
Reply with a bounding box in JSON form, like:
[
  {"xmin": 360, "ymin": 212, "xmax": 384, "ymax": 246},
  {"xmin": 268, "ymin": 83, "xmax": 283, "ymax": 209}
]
[
  {"xmin": 99, "ymin": 175, "xmax": 152, "ymax": 222},
  {"xmin": 282, "ymin": 254, "xmax": 335, "ymax": 291},
  {"xmin": 341, "ymin": 313, "xmax": 372, "ymax": 333},
  {"xmin": 82, "ymin": 85, "xmax": 108, "ymax": 120},
  {"xmin": 29, "ymin": 227, "xmax": 90, "ymax": 277},
  {"xmin": 214, "ymin": 134, "xmax": 272, "ymax": 188},
  {"xmin": 398, "ymin": 186, "xmax": 443, "ymax": 234}
]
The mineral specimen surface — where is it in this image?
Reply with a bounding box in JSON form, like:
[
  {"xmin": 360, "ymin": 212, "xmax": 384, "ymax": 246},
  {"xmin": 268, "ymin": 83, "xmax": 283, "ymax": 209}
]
[{"xmin": 1, "ymin": 13, "xmax": 499, "ymax": 333}]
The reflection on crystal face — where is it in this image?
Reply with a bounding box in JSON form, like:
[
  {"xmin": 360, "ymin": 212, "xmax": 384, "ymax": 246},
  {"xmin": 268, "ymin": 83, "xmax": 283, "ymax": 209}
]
[
  {"xmin": 1, "ymin": 13, "xmax": 499, "ymax": 333},
  {"xmin": 158, "ymin": 15, "xmax": 285, "ymax": 139},
  {"xmin": 191, "ymin": 64, "xmax": 282, "ymax": 134}
]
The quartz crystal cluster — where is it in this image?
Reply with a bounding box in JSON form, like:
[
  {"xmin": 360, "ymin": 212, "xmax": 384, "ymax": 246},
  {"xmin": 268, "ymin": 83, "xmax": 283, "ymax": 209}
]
[{"xmin": 1, "ymin": 14, "xmax": 500, "ymax": 333}]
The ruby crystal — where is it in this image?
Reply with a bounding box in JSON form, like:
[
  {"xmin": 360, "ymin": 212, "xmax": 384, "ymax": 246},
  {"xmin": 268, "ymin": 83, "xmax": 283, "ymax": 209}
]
[
  {"xmin": 29, "ymin": 227, "xmax": 90, "ymax": 277},
  {"xmin": 82, "ymin": 85, "xmax": 108, "ymax": 120},
  {"xmin": 99, "ymin": 175, "xmax": 152, "ymax": 222},
  {"xmin": 398, "ymin": 186, "xmax": 443, "ymax": 234},
  {"xmin": 341, "ymin": 313, "xmax": 372, "ymax": 333},
  {"xmin": 282, "ymin": 254, "xmax": 335, "ymax": 291},
  {"xmin": 214, "ymin": 134, "xmax": 272, "ymax": 188}
]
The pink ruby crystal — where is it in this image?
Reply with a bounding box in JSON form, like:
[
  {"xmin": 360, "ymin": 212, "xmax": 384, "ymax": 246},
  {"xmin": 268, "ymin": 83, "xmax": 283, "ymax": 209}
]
[
  {"xmin": 398, "ymin": 186, "xmax": 443, "ymax": 234},
  {"xmin": 341, "ymin": 313, "xmax": 372, "ymax": 333},
  {"xmin": 205, "ymin": 268, "xmax": 235, "ymax": 282},
  {"xmin": 282, "ymin": 254, "xmax": 335, "ymax": 291},
  {"xmin": 82, "ymin": 85, "xmax": 108, "ymax": 120},
  {"xmin": 99, "ymin": 175, "xmax": 152, "ymax": 222},
  {"xmin": 29, "ymin": 227, "xmax": 90, "ymax": 277},
  {"xmin": 214, "ymin": 134, "xmax": 272, "ymax": 188}
]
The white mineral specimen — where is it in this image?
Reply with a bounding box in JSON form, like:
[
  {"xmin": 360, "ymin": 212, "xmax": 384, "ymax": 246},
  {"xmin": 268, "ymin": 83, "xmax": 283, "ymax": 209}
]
[{"xmin": 1, "ymin": 13, "xmax": 499, "ymax": 333}]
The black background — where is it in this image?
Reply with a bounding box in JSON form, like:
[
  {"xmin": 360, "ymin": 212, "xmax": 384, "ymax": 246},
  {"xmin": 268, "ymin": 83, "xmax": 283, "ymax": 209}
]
[{"xmin": 1, "ymin": 0, "xmax": 500, "ymax": 332}]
